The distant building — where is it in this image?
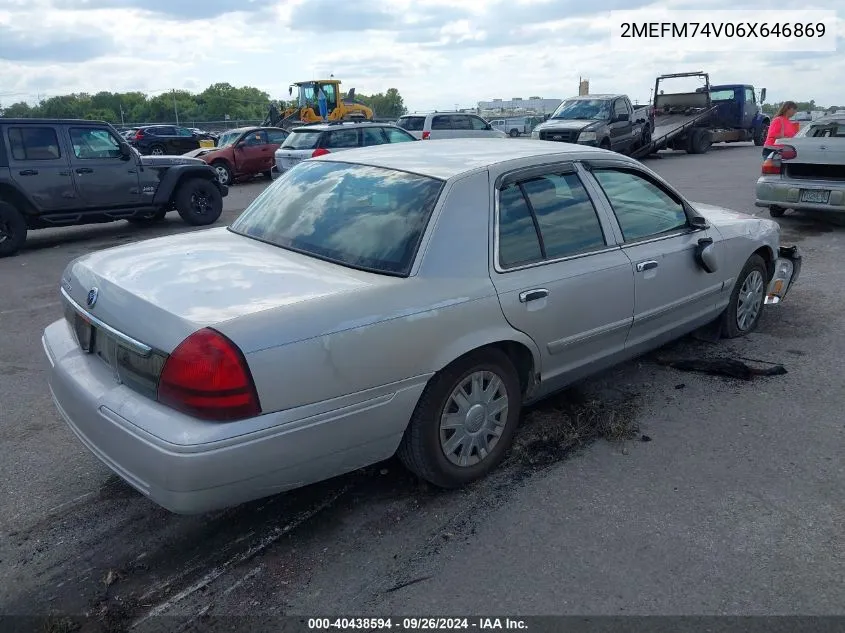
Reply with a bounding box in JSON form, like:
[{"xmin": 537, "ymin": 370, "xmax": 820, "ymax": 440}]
[{"xmin": 477, "ymin": 97, "xmax": 563, "ymax": 116}]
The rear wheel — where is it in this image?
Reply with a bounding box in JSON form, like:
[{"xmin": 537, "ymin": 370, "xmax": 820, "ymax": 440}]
[
  {"xmin": 397, "ymin": 348, "xmax": 523, "ymax": 488},
  {"xmin": 174, "ymin": 178, "xmax": 223, "ymax": 226},
  {"xmin": 509, "ymin": 128, "xmax": 520, "ymax": 137},
  {"xmin": 720, "ymin": 254, "xmax": 768, "ymax": 338},
  {"xmin": 149, "ymin": 144, "xmax": 166, "ymax": 156},
  {"xmin": 687, "ymin": 128, "xmax": 712, "ymax": 154},
  {"xmin": 0, "ymin": 201, "xmax": 27, "ymax": 257},
  {"xmin": 769, "ymin": 206, "xmax": 786, "ymax": 218},
  {"xmin": 754, "ymin": 122, "xmax": 768, "ymax": 146}
]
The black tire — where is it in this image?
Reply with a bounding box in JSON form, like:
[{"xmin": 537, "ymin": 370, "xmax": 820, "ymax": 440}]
[
  {"xmin": 211, "ymin": 160, "xmax": 232, "ymax": 186},
  {"xmin": 0, "ymin": 201, "xmax": 27, "ymax": 257},
  {"xmin": 174, "ymin": 178, "xmax": 223, "ymax": 226},
  {"xmin": 126, "ymin": 208, "xmax": 167, "ymax": 225},
  {"xmin": 754, "ymin": 123, "xmax": 768, "ymax": 146},
  {"xmin": 509, "ymin": 128, "xmax": 520, "ymax": 138},
  {"xmin": 262, "ymin": 169, "xmax": 273, "ymax": 179},
  {"xmin": 599, "ymin": 139, "xmax": 611, "ymax": 151},
  {"xmin": 769, "ymin": 206, "xmax": 786, "ymax": 218},
  {"xmin": 397, "ymin": 348, "xmax": 523, "ymax": 488},
  {"xmin": 687, "ymin": 128, "xmax": 711, "ymax": 154},
  {"xmin": 149, "ymin": 144, "xmax": 166, "ymax": 156},
  {"xmin": 720, "ymin": 254, "xmax": 768, "ymax": 338}
]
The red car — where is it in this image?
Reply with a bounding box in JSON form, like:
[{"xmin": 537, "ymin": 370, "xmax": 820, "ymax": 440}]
[{"xmin": 184, "ymin": 126, "xmax": 289, "ymax": 185}]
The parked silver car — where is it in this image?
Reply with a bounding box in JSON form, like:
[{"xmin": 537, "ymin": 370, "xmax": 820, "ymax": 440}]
[
  {"xmin": 756, "ymin": 114, "xmax": 845, "ymax": 217},
  {"xmin": 395, "ymin": 111, "xmax": 508, "ymax": 140},
  {"xmin": 44, "ymin": 139, "xmax": 800, "ymax": 514}
]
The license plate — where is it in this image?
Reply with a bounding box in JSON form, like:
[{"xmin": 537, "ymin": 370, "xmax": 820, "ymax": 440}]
[
  {"xmin": 800, "ymin": 189, "xmax": 830, "ymax": 203},
  {"xmin": 73, "ymin": 313, "xmax": 95, "ymax": 353},
  {"xmin": 199, "ymin": 139, "xmax": 215, "ymax": 148}
]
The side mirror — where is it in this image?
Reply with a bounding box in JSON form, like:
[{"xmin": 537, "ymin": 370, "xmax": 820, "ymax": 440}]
[
  {"xmin": 614, "ymin": 113, "xmax": 628, "ymax": 123},
  {"xmin": 690, "ymin": 215, "xmax": 709, "ymax": 229},
  {"xmin": 119, "ymin": 144, "xmax": 132, "ymax": 160},
  {"xmin": 760, "ymin": 88, "xmax": 767, "ymax": 103}
]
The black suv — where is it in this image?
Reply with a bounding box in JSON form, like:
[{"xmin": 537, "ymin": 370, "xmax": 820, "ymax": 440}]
[
  {"xmin": 129, "ymin": 125, "xmax": 210, "ymax": 155},
  {"xmin": 0, "ymin": 118, "xmax": 228, "ymax": 257}
]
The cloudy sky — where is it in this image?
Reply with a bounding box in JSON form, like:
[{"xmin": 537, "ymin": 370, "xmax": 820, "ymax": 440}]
[{"xmin": 0, "ymin": 0, "xmax": 843, "ymax": 112}]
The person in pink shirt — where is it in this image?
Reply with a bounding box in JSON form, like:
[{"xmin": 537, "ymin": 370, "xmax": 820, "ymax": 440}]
[{"xmin": 763, "ymin": 101, "xmax": 799, "ymax": 157}]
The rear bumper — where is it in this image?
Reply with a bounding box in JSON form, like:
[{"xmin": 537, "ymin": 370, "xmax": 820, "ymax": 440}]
[
  {"xmin": 42, "ymin": 319, "xmax": 422, "ymax": 514},
  {"xmin": 755, "ymin": 176, "xmax": 845, "ymax": 213},
  {"xmin": 765, "ymin": 245, "xmax": 802, "ymax": 305}
]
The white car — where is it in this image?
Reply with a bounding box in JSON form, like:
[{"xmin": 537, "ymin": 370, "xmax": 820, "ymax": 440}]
[
  {"xmin": 396, "ymin": 112, "xmax": 508, "ymax": 140},
  {"xmin": 274, "ymin": 122, "xmax": 416, "ymax": 173}
]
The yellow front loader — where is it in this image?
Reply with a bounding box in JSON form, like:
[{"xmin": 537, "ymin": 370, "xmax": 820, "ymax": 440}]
[{"xmin": 265, "ymin": 80, "xmax": 374, "ymax": 127}]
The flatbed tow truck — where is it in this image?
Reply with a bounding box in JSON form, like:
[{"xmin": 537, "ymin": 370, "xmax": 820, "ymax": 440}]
[{"xmin": 631, "ymin": 71, "xmax": 769, "ymax": 159}]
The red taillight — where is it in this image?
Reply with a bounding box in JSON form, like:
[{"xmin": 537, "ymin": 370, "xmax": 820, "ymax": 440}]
[
  {"xmin": 157, "ymin": 328, "xmax": 261, "ymax": 421},
  {"xmin": 762, "ymin": 159, "xmax": 780, "ymax": 175},
  {"xmin": 311, "ymin": 147, "xmax": 330, "ymax": 157},
  {"xmin": 422, "ymin": 131, "xmax": 431, "ymax": 140},
  {"xmin": 779, "ymin": 145, "xmax": 797, "ymax": 160},
  {"xmin": 134, "ymin": 129, "xmax": 144, "ymax": 140}
]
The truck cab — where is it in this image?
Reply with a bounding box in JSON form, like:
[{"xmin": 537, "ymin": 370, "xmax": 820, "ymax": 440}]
[{"xmin": 709, "ymin": 84, "xmax": 769, "ymax": 144}]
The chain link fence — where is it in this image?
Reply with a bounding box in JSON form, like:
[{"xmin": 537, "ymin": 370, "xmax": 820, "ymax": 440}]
[{"xmin": 115, "ymin": 119, "xmax": 265, "ymax": 132}]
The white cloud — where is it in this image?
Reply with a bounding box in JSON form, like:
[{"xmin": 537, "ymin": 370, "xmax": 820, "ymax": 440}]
[{"xmin": 0, "ymin": 0, "xmax": 843, "ymax": 112}]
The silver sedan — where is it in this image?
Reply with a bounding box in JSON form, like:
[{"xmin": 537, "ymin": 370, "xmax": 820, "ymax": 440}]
[
  {"xmin": 43, "ymin": 139, "xmax": 801, "ymax": 514},
  {"xmin": 756, "ymin": 114, "xmax": 845, "ymax": 217}
]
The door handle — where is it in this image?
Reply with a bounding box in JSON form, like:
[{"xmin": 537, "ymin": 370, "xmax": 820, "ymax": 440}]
[
  {"xmin": 18, "ymin": 169, "xmax": 38, "ymax": 176},
  {"xmin": 636, "ymin": 260, "xmax": 659, "ymax": 272},
  {"xmin": 76, "ymin": 168, "xmax": 94, "ymax": 174},
  {"xmin": 519, "ymin": 288, "xmax": 549, "ymax": 303}
]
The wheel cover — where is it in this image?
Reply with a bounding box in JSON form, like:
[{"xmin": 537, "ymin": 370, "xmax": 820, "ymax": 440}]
[
  {"xmin": 190, "ymin": 190, "xmax": 212, "ymax": 215},
  {"xmin": 151, "ymin": 146, "xmax": 164, "ymax": 155},
  {"xmin": 736, "ymin": 269, "xmax": 764, "ymax": 330},
  {"xmin": 0, "ymin": 219, "xmax": 10, "ymax": 244},
  {"xmin": 439, "ymin": 370, "xmax": 509, "ymax": 467},
  {"xmin": 214, "ymin": 165, "xmax": 230, "ymax": 184}
]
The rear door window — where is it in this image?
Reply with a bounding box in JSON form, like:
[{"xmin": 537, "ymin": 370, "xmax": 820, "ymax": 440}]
[
  {"xmin": 325, "ymin": 129, "xmax": 360, "ymax": 149},
  {"xmin": 469, "ymin": 116, "xmax": 489, "ymax": 130},
  {"xmin": 431, "ymin": 116, "xmax": 452, "ymax": 130},
  {"xmin": 7, "ymin": 126, "xmax": 62, "ymax": 161},
  {"xmin": 362, "ymin": 127, "xmax": 388, "ymax": 146},
  {"xmin": 383, "ymin": 127, "xmax": 416, "ymax": 143},
  {"xmin": 450, "ymin": 115, "xmax": 472, "ymax": 130}
]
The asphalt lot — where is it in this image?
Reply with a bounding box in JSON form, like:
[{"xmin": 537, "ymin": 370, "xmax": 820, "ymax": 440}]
[{"xmin": 1, "ymin": 144, "xmax": 843, "ymax": 627}]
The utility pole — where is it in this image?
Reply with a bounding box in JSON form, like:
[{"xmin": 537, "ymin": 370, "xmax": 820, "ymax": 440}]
[
  {"xmin": 120, "ymin": 105, "xmax": 125, "ymax": 126},
  {"xmin": 172, "ymin": 89, "xmax": 179, "ymax": 125}
]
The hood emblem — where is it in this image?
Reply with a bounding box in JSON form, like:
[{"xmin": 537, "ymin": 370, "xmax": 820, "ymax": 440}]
[{"xmin": 86, "ymin": 287, "xmax": 99, "ymax": 308}]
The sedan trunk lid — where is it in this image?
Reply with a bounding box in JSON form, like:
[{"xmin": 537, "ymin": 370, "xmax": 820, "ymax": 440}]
[{"xmin": 61, "ymin": 227, "xmax": 384, "ymax": 353}]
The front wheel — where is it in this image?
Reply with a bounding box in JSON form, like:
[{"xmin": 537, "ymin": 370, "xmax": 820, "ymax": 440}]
[
  {"xmin": 720, "ymin": 254, "xmax": 768, "ymax": 338},
  {"xmin": 397, "ymin": 348, "xmax": 523, "ymax": 488},
  {"xmin": 212, "ymin": 160, "xmax": 232, "ymax": 186},
  {"xmin": 0, "ymin": 201, "xmax": 27, "ymax": 257},
  {"xmin": 509, "ymin": 128, "xmax": 520, "ymax": 138},
  {"xmin": 174, "ymin": 178, "xmax": 223, "ymax": 226}
]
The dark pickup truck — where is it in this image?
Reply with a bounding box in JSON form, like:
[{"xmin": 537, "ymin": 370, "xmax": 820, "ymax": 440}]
[
  {"xmin": 530, "ymin": 94, "xmax": 653, "ymax": 155},
  {"xmin": 0, "ymin": 118, "xmax": 228, "ymax": 257}
]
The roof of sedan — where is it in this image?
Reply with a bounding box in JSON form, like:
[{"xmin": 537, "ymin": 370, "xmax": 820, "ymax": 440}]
[{"xmin": 312, "ymin": 138, "xmax": 613, "ymax": 179}]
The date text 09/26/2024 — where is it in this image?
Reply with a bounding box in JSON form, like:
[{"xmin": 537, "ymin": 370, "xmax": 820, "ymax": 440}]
[{"xmin": 307, "ymin": 618, "xmax": 528, "ymax": 630}]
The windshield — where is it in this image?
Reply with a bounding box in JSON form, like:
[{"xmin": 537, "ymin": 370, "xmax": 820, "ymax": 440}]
[
  {"xmin": 216, "ymin": 130, "xmax": 243, "ymax": 148},
  {"xmin": 229, "ymin": 161, "xmax": 445, "ymax": 276},
  {"xmin": 282, "ymin": 130, "xmax": 322, "ymax": 150},
  {"xmin": 551, "ymin": 99, "xmax": 611, "ymax": 120}
]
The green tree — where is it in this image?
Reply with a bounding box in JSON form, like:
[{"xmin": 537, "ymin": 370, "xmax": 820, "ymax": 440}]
[{"xmin": 358, "ymin": 88, "xmax": 407, "ymax": 118}]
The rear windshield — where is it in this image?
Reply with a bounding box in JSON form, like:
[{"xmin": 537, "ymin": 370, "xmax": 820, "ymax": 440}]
[
  {"xmin": 229, "ymin": 161, "xmax": 445, "ymax": 276},
  {"xmin": 397, "ymin": 116, "xmax": 424, "ymax": 131},
  {"xmin": 281, "ymin": 130, "xmax": 322, "ymax": 150}
]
